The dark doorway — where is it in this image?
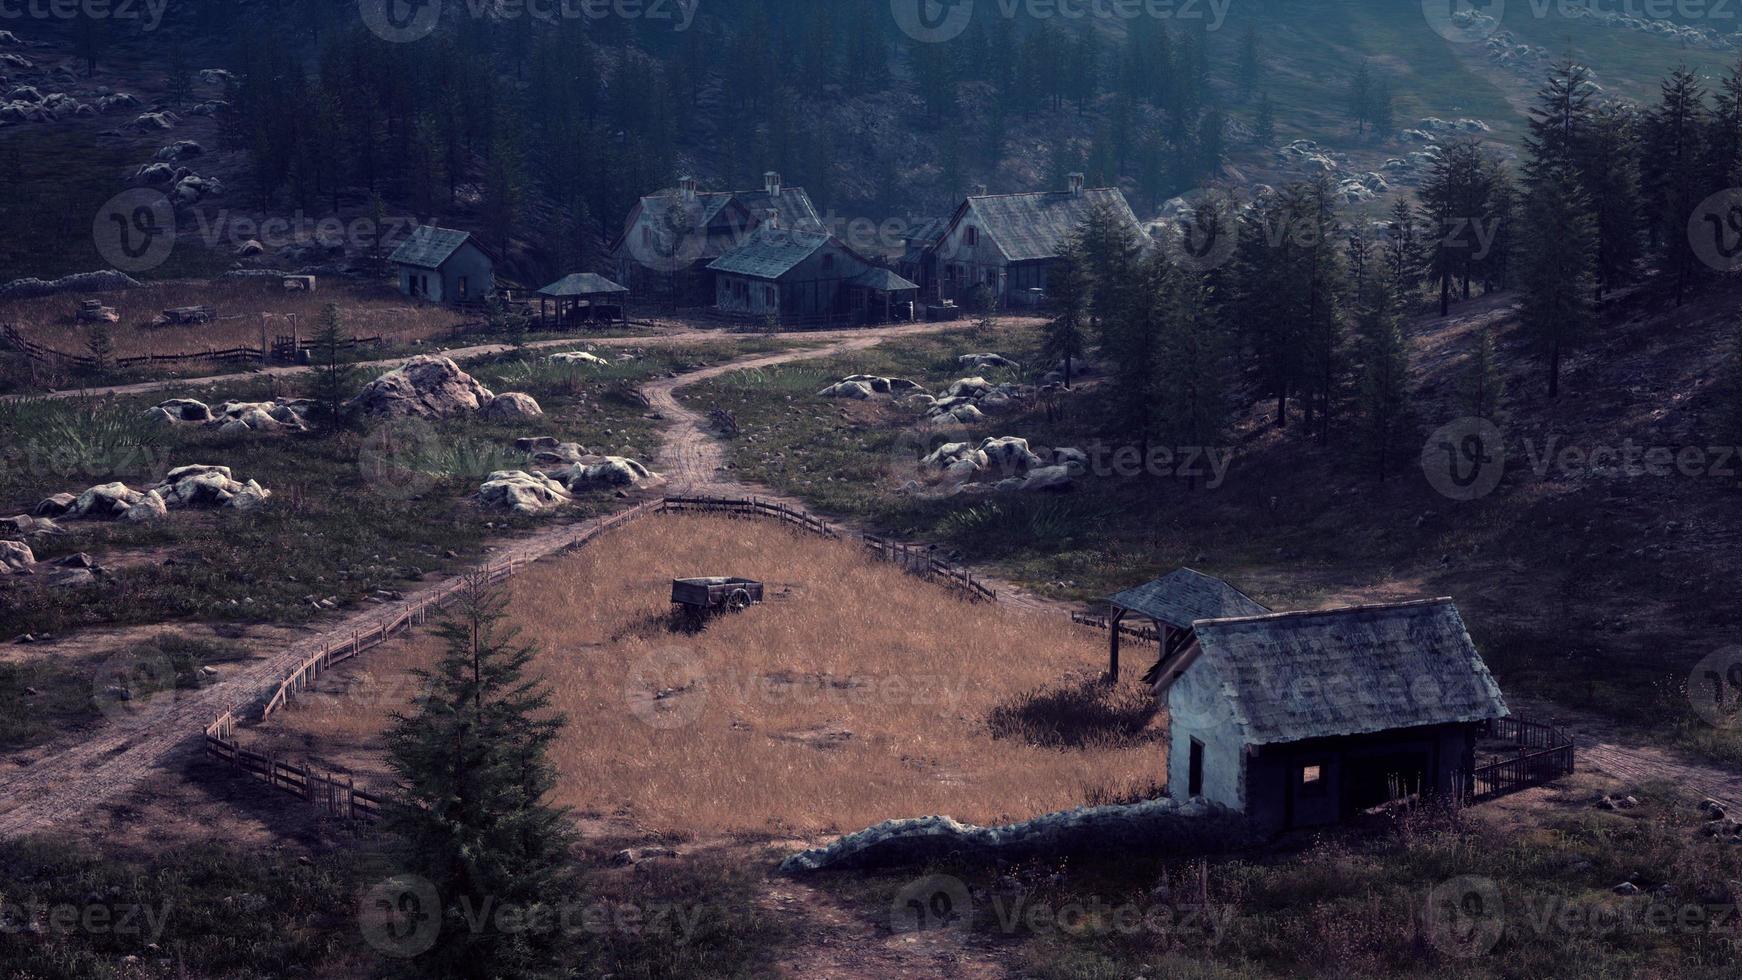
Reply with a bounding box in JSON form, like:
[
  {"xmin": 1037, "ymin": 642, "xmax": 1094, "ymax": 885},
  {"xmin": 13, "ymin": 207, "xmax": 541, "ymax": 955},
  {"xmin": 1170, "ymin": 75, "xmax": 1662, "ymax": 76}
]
[
  {"xmin": 1188, "ymin": 738, "xmax": 1205, "ymax": 797},
  {"xmin": 1344, "ymin": 751, "xmax": 1429, "ymax": 813}
]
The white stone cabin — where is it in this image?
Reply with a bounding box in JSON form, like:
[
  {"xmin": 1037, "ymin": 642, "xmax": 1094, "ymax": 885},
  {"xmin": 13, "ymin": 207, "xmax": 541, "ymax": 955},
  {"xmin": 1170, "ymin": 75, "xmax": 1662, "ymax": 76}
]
[
  {"xmin": 1152, "ymin": 598, "xmax": 1510, "ymax": 834},
  {"xmin": 388, "ymin": 227, "xmax": 495, "ymax": 305},
  {"xmin": 917, "ymin": 174, "xmax": 1147, "ymax": 309}
]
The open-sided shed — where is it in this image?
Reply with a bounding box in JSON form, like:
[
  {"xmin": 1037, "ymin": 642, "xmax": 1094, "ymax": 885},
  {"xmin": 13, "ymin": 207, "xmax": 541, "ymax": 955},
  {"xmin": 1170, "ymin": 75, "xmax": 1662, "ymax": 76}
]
[
  {"xmin": 536, "ymin": 273, "xmax": 630, "ymax": 329},
  {"xmin": 1102, "ymin": 568, "xmax": 1268, "ymax": 683}
]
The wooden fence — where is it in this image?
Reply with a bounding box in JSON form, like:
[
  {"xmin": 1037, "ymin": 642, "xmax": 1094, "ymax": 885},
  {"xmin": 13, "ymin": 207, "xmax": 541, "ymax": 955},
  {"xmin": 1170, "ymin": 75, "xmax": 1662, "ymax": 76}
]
[
  {"xmin": 1472, "ymin": 716, "xmax": 1576, "ymax": 800},
  {"xmin": 201, "ymin": 494, "xmax": 993, "ymax": 823},
  {"xmin": 1069, "ymin": 610, "xmax": 1161, "ymax": 646},
  {"xmin": 2, "ymin": 323, "xmax": 382, "ymax": 373}
]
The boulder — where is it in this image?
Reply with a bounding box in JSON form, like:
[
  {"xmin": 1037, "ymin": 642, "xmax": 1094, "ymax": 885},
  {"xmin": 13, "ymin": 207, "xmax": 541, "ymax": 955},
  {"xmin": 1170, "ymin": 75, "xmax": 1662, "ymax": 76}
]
[
  {"xmin": 944, "ymin": 377, "xmax": 993, "ymax": 399},
  {"xmin": 1052, "ymin": 447, "xmax": 1089, "ymax": 475},
  {"xmin": 154, "ymin": 398, "xmax": 212, "ymax": 422},
  {"xmin": 1019, "ymin": 465, "xmax": 1074, "ymax": 492},
  {"xmin": 235, "ymin": 239, "xmax": 264, "ymax": 258},
  {"xmin": 0, "ymin": 539, "xmax": 34, "ymax": 573},
  {"xmin": 920, "ymin": 442, "xmax": 988, "ymax": 474},
  {"xmin": 477, "ymin": 471, "xmax": 572, "ymax": 515},
  {"xmin": 549, "ymin": 351, "xmax": 608, "ymax": 366},
  {"xmin": 131, "ymin": 111, "xmax": 178, "ymax": 131},
  {"xmin": 0, "ymin": 515, "xmax": 60, "ymax": 538},
  {"xmin": 122, "ymin": 489, "xmax": 168, "ymax": 523},
  {"xmin": 134, "ymin": 162, "xmax": 178, "ymax": 186},
  {"xmin": 948, "ymin": 404, "xmax": 985, "ymax": 424},
  {"xmin": 780, "ymin": 796, "xmax": 1242, "ymax": 873},
  {"xmin": 481, "ymin": 391, "xmax": 544, "ymax": 420},
  {"xmin": 349, "ymin": 355, "xmax": 496, "ymax": 420},
  {"xmin": 0, "ymin": 270, "xmax": 142, "ymax": 300},
  {"xmin": 818, "ymin": 380, "xmax": 874, "ymax": 400},
  {"xmin": 68, "ymin": 483, "xmax": 143, "ymax": 519},
  {"xmin": 5, "ymin": 85, "xmax": 41, "ymax": 104},
  {"xmin": 558, "ymin": 457, "xmax": 657, "ymax": 490},
  {"xmin": 154, "ymin": 140, "xmax": 203, "ymax": 161},
  {"xmin": 172, "ymin": 174, "xmax": 221, "ymax": 204},
  {"xmin": 958, "ymin": 353, "xmax": 1020, "ymax": 372},
  {"xmin": 33, "ymin": 493, "xmax": 76, "ymax": 518},
  {"xmin": 224, "ymin": 480, "xmax": 271, "ymax": 511}
]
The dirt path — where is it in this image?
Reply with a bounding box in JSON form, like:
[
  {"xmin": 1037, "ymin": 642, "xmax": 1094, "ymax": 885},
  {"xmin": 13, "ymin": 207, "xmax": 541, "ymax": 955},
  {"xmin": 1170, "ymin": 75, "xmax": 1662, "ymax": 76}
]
[{"xmin": 1506, "ymin": 696, "xmax": 1742, "ymax": 812}]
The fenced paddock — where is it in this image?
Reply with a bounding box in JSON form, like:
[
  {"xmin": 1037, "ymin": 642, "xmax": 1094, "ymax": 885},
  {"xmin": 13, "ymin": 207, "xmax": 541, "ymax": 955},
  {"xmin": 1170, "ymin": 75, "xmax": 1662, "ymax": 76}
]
[
  {"xmin": 1472, "ymin": 717, "xmax": 1576, "ymax": 800},
  {"xmin": 208, "ymin": 496, "xmax": 1152, "ymax": 833}
]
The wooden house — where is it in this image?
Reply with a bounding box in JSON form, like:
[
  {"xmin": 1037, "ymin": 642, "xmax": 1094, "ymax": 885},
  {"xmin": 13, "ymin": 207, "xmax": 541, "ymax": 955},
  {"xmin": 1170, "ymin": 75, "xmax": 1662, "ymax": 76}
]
[
  {"xmin": 609, "ymin": 172, "xmax": 822, "ymax": 301},
  {"xmin": 913, "ymin": 174, "xmax": 1148, "ymax": 309},
  {"xmin": 1101, "ymin": 568, "xmax": 1269, "ymax": 684},
  {"xmin": 388, "ymin": 227, "xmax": 495, "ymax": 305},
  {"xmin": 1153, "ymin": 598, "xmax": 1510, "ymax": 834},
  {"xmin": 706, "ymin": 225, "xmax": 917, "ymax": 325}
]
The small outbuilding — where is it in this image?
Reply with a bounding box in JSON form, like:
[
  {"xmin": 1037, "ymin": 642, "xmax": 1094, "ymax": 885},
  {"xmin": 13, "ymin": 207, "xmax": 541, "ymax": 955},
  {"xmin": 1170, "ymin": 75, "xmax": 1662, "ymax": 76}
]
[
  {"xmin": 536, "ymin": 273, "xmax": 630, "ymax": 329},
  {"xmin": 1103, "ymin": 568, "xmax": 1269, "ymax": 684},
  {"xmin": 707, "ymin": 225, "xmax": 908, "ymax": 325},
  {"xmin": 1155, "ymin": 598, "xmax": 1510, "ymax": 834},
  {"xmin": 389, "ymin": 226, "xmax": 495, "ymax": 306}
]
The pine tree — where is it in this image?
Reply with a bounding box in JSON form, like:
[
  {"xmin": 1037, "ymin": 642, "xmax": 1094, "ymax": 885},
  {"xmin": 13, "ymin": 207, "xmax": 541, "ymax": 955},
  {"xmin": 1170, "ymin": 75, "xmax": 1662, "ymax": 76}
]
[
  {"xmin": 1383, "ymin": 199, "xmax": 1427, "ymax": 301},
  {"xmin": 1465, "ymin": 327, "xmax": 1508, "ymax": 425},
  {"xmin": 1044, "ymin": 239, "xmax": 1092, "ymax": 388},
  {"xmin": 1519, "ymin": 166, "xmax": 1597, "ymax": 397},
  {"xmin": 383, "ymin": 575, "xmax": 577, "ymax": 979},
  {"xmin": 1077, "ymin": 202, "xmax": 1143, "ymax": 346},
  {"xmin": 85, "ymin": 321, "xmax": 114, "ymax": 374},
  {"xmin": 1253, "ymin": 92, "xmax": 1276, "ymax": 147},
  {"xmin": 1152, "ymin": 268, "xmax": 1230, "ymax": 480},
  {"xmin": 1347, "ymin": 62, "xmax": 1375, "ymax": 136},
  {"xmin": 1524, "ymin": 62, "xmax": 1597, "ymax": 185},
  {"xmin": 1354, "ymin": 282, "xmax": 1417, "ymax": 481},
  {"xmin": 1643, "ymin": 67, "xmax": 1710, "ymax": 306},
  {"xmin": 310, "ymin": 303, "xmax": 357, "ymax": 432},
  {"xmin": 1582, "ymin": 101, "xmax": 1644, "ymax": 298}
]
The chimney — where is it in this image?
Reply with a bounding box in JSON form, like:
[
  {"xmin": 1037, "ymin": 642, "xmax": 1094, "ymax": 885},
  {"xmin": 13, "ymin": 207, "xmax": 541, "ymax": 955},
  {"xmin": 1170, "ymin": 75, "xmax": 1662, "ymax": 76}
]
[
  {"xmin": 678, "ymin": 175, "xmax": 697, "ymax": 199},
  {"xmin": 764, "ymin": 171, "xmax": 782, "ymax": 198},
  {"xmin": 1067, "ymin": 172, "xmax": 1085, "ymax": 196},
  {"xmin": 971, "ymin": 183, "xmax": 988, "ymax": 198}
]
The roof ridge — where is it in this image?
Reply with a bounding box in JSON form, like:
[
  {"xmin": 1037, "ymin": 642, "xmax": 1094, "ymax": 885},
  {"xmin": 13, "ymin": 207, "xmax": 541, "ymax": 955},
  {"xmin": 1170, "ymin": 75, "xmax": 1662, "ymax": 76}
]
[
  {"xmin": 969, "ymin": 187, "xmax": 1120, "ymax": 200},
  {"xmin": 1196, "ymin": 597, "xmax": 1453, "ymax": 628}
]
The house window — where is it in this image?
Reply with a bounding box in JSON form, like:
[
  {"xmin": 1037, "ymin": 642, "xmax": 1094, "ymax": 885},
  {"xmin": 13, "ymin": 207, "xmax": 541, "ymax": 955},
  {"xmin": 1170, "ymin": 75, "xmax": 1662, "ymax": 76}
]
[
  {"xmin": 458, "ymin": 276, "xmax": 469, "ymax": 300},
  {"xmin": 1188, "ymin": 738, "xmax": 1205, "ymax": 797},
  {"xmin": 965, "ymin": 226, "xmax": 978, "ymax": 246},
  {"xmin": 764, "ymin": 285, "xmax": 776, "ymax": 306},
  {"xmin": 1299, "ymin": 763, "xmax": 1327, "ymax": 797}
]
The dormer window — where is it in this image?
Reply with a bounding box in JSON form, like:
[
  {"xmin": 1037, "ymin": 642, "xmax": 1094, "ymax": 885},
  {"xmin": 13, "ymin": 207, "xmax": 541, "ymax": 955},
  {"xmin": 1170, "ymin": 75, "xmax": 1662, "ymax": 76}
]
[{"xmin": 965, "ymin": 226, "xmax": 978, "ymax": 247}]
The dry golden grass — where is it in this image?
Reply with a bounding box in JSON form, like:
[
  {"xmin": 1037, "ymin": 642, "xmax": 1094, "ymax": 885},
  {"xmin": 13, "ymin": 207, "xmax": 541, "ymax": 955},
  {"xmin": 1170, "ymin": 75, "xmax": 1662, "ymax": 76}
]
[
  {"xmin": 256, "ymin": 514, "xmax": 1165, "ymax": 836},
  {"xmin": 2, "ymin": 279, "xmax": 465, "ymax": 359}
]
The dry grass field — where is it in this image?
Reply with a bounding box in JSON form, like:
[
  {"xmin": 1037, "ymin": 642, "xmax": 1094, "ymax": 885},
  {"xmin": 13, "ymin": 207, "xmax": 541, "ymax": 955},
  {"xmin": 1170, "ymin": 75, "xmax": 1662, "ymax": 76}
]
[
  {"xmin": 249, "ymin": 514, "xmax": 1165, "ymax": 836},
  {"xmin": 2, "ymin": 279, "xmax": 466, "ymax": 359}
]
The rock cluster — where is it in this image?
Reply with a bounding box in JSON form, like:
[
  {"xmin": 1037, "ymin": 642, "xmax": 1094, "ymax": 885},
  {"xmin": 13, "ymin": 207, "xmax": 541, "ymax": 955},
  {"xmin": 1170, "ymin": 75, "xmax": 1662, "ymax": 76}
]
[
  {"xmin": 350, "ymin": 356, "xmax": 541, "ymax": 421},
  {"xmin": 477, "ymin": 453, "xmax": 660, "ymax": 513},
  {"xmin": 912, "ymin": 437, "xmax": 1084, "ymax": 495},
  {"xmin": 30, "ymin": 465, "xmax": 271, "ymax": 525},
  {"xmin": 477, "ymin": 471, "xmax": 572, "ymax": 516},
  {"xmin": 780, "ymin": 796, "xmax": 1242, "ymax": 873},
  {"xmin": 912, "ymin": 377, "xmax": 1031, "ymax": 424},
  {"xmin": 0, "ymin": 270, "xmax": 141, "ymax": 301},
  {"xmin": 549, "ymin": 351, "xmax": 610, "ymax": 366},
  {"xmin": 818, "ymin": 375, "xmax": 926, "ymax": 400},
  {"xmin": 145, "ymin": 397, "xmax": 314, "ymax": 433},
  {"xmin": 957, "ymin": 353, "xmax": 1020, "ymax": 372}
]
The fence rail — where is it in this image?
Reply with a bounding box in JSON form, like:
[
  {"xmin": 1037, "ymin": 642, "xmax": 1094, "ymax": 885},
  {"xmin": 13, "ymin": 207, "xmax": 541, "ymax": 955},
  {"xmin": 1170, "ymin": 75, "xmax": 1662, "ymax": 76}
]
[
  {"xmin": 2, "ymin": 323, "xmax": 383, "ymax": 373},
  {"xmin": 201, "ymin": 494, "xmax": 993, "ymax": 822},
  {"xmin": 1472, "ymin": 717, "xmax": 1576, "ymax": 800},
  {"xmin": 1069, "ymin": 610, "xmax": 1161, "ymax": 646}
]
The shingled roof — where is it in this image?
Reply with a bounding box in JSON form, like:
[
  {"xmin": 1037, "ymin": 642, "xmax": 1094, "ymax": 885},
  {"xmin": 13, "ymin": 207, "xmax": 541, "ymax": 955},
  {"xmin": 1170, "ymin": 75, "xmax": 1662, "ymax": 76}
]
[
  {"xmin": 960, "ymin": 188, "xmax": 1145, "ymax": 263},
  {"xmin": 614, "ymin": 185, "xmax": 822, "ymax": 260},
  {"xmin": 537, "ymin": 273, "xmax": 628, "ymax": 297},
  {"xmin": 1108, "ymin": 568, "xmax": 1268, "ymax": 630},
  {"xmin": 1186, "ymin": 599, "xmax": 1509, "ymax": 746},
  {"xmin": 388, "ymin": 227, "xmax": 475, "ymax": 270},
  {"xmin": 706, "ymin": 227, "xmax": 832, "ymax": 279}
]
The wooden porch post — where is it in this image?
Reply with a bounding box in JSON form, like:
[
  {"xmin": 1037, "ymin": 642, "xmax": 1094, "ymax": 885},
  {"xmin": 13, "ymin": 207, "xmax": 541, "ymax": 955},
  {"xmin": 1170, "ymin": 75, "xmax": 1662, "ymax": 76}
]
[{"xmin": 1109, "ymin": 607, "xmax": 1127, "ymax": 684}]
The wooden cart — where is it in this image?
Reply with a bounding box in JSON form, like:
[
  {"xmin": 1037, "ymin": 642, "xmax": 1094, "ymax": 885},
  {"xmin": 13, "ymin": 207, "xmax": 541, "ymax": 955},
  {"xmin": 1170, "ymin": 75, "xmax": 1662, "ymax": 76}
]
[{"xmin": 671, "ymin": 577, "xmax": 764, "ymax": 625}]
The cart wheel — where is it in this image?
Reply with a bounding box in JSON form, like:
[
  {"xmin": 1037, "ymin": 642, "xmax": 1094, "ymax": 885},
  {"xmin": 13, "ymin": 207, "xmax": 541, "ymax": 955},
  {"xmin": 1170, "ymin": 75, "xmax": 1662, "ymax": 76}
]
[{"xmin": 726, "ymin": 589, "xmax": 753, "ymax": 612}]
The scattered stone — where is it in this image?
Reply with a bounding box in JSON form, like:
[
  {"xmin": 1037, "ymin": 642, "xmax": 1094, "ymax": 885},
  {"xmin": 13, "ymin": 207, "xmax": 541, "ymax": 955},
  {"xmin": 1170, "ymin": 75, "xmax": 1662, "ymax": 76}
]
[
  {"xmin": 549, "ymin": 351, "xmax": 608, "ymax": 366},
  {"xmin": 477, "ymin": 471, "xmax": 572, "ymax": 515},
  {"xmin": 0, "ymin": 270, "xmax": 142, "ymax": 301},
  {"xmin": 0, "ymin": 540, "xmax": 34, "ymax": 573},
  {"xmin": 611, "ymin": 847, "xmax": 679, "ymax": 866},
  {"xmin": 480, "ymin": 391, "xmax": 544, "ymax": 421},
  {"xmin": 818, "ymin": 380, "xmax": 874, "ymax": 400},
  {"xmin": 349, "ymin": 355, "xmax": 496, "ymax": 420},
  {"xmin": 121, "ymin": 489, "xmax": 168, "ymax": 523},
  {"xmin": 67, "ymin": 483, "xmax": 143, "ymax": 520},
  {"xmin": 235, "ymin": 239, "xmax": 264, "ymax": 258},
  {"xmin": 1701, "ymin": 799, "xmax": 1728, "ymax": 821},
  {"xmin": 32, "ymin": 494, "xmax": 75, "ymax": 518},
  {"xmin": 154, "ymin": 140, "xmax": 203, "ymax": 161},
  {"xmin": 958, "ymin": 353, "xmax": 1020, "ymax": 372},
  {"xmin": 557, "ymin": 457, "xmax": 658, "ymax": 490}
]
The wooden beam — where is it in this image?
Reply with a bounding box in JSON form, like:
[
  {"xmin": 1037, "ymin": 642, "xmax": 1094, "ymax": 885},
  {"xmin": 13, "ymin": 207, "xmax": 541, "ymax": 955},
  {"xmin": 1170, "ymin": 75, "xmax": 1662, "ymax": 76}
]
[{"xmin": 1109, "ymin": 607, "xmax": 1127, "ymax": 684}]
